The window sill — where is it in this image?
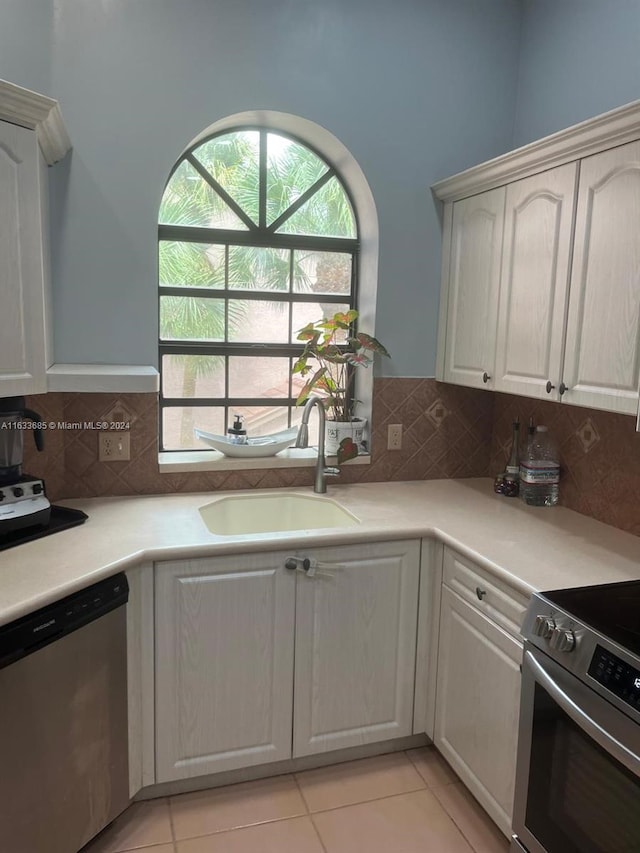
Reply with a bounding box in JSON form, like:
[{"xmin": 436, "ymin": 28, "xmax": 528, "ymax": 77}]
[{"xmin": 158, "ymin": 447, "xmax": 371, "ymax": 474}]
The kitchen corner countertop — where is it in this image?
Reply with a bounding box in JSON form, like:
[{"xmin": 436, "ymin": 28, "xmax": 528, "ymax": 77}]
[{"xmin": 1, "ymin": 478, "xmax": 639, "ymax": 627}]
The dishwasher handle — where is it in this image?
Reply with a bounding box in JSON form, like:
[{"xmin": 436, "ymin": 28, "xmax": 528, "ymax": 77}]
[{"xmin": 0, "ymin": 573, "xmax": 129, "ymax": 669}]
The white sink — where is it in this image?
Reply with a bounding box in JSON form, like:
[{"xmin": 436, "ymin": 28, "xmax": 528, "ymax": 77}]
[{"xmin": 199, "ymin": 492, "xmax": 360, "ymax": 535}]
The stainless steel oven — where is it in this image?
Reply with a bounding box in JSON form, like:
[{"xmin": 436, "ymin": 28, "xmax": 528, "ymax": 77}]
[{"xmin": 512, "ymin": 580, "xmax": 640, "ymax": 853}]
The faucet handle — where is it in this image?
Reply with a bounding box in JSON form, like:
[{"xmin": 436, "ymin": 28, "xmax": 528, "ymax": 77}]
[{"xmin": 324, "ymin": 466, "xmax": 341, "ymax": 477}]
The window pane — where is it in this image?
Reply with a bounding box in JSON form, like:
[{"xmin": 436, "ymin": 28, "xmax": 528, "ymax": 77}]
[
  {"xmin": 276, "ymin": 175, "xmax": 356, "ymax": 237},
  {"xmin": 293, "ymin": 250, "xmax": 352, "ymax": 295},
  {"xmin": 266, "ymin": 133, "xmax": 328, "ymax": 226},
  {"xmin": 159, "ymin": 242, "xmax": 225, "ymax": 289},
  {"xmin": 159, "ymin": 160, "xmax": 248, "ymax": 230},
  {"xmin": 291, "ymin": 302, "xmax": 351, "ymax": 343},
  {"xmin": 228, "ymin": 356, "xmax": 290, "ymax": 399},
  {"xmin": 228, "ymin": 246, "xmax": 290, "ymax": 291},
  {"xmin": 163, "ymin": 406, "xmax": 225, "ymax": 450},
  {"xmin": 229, "ymin": 405, "xmax": 295, "ymax": 437},
  {"xmin": 162, "ymin": 354, "xmax": 225, "ymax": 398},
  {"xmin": 160, "ymin": 296, "xmax": 226, "ymax": 341},
  {"xmin": 228, "ymin": 300, "xmax": 289, "ymax": 343},
  {"xmin": 192, "ymin": 131, "xmax": 260, "ymax": 225}
]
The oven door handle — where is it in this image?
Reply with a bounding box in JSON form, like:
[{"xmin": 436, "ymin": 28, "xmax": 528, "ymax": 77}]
[{"xmin": 526, "ymin": 649, "xmax": 640, "ymax": 777}]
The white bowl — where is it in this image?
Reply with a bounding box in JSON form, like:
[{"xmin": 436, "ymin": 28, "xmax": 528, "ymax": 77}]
[{"xmin": 194, "ymin": 426, "xmax": 298, "ymax": 458}]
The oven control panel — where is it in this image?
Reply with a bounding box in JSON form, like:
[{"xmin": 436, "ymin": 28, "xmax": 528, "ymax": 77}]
[
  {"xmin": 588, "ymin": 644, "xmax": 640, "ymax": 711},
  {"xmin": 532, "ymin": 614, "xmax": 576, "ymax": 653}
]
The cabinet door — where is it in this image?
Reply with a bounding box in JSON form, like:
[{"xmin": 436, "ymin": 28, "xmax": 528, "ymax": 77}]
[
  {"xmin": 0, "ymin": 122, "xmax": 48, "ymax": 396},
  {"xmin": 435, "ymin": 585, "xmax": 521, "ymax": 838},
  {"xmin": 494, "ymin": 163, "xmax": 578, "ymax": 400},
  {"xmin": 155, "ymin": 552, "xmax": 295, "ymax": 782},
  {"xmin": 563, "ymin": 141, "xmax": 640, "ymax": 414},
  {"xmin": 293, "ymin": 540, "xmax": 420, "ymax": 757},
  {"xmin": 440, "ymin": 188, "xmax": 505, "ymax": 388}
]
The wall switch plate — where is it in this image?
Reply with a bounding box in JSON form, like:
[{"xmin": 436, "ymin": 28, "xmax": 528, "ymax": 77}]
[
  {"xmin": 387, "ymin": 423, "xmax": 403, "ymax": 450},
  {"xmin": 98, "ymin": 431, "xmax": 131, "ymax": 462}
]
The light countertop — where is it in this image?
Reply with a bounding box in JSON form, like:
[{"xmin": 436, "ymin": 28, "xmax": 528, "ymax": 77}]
[{"xmin": 1, "ymin": 478, "xmax": 639, "ymax": 627}]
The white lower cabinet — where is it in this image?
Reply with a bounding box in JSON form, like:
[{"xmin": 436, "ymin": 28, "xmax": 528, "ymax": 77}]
[
  {"xmin": 434, "ymin": 550, "xmax": 525, "ymax": 838},
  {"xmin": 293, "ymin": 540, "xmax": 420, "ymax": 757},
  {"xmin": 155, "ymin": 551, "xmax": 296, "ymax": 782},
  {"xmin": 154, "ymin": 539, "xmax": 421, "ymax": 783}
]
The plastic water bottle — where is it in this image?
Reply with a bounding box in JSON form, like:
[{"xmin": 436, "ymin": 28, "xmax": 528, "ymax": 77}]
[{"xmin": 519, "ymin": 425, "xmax": 560, "ymax": 506}]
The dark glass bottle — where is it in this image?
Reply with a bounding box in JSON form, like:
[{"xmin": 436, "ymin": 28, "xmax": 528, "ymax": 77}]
[{"xmin": 503, "ymin": 418, "xmax": 520, "ymax": 497}]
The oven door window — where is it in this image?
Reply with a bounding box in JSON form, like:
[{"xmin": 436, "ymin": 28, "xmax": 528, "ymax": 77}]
[{"xmin": 527, "ymin": 681, "xmax": 640, "ymax": 853}]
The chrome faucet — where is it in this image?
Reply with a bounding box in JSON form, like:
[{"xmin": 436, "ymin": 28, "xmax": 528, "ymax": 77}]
[{"xmin": 295, "ymin": 396, "xmax": 341, "ymax": 494}]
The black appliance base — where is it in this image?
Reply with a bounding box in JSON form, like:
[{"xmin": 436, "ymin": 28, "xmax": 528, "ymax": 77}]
[{"xmin": 0, "ymin": 506, "xmax": 88, "ymax": 551}]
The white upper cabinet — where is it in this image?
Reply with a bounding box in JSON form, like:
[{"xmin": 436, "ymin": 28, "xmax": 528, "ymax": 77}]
[
  {"xmin": 0, "ymin": 122, "xmax": 49, "ymax": 396},
  {"xmin": 433, "ymin": 98, "xmax": 640, "ymax": 416},
  {"xmin": 438, "ymin": 188, "xmax": 505, "ymax": 389},
  {"xmin": 562, "ymin": 141, "xmax": 640, "ymax": 414},
  {"xmin": 494, "ymin": 163, "xmax": 578, "ymax": 400},
  {"xmin": 0, "ymin": 81, "xmax": 70, "ymax": 398}
]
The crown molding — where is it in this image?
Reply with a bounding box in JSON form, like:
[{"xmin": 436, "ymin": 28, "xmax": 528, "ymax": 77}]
[
  {"xmin": 432, "ymin": 98, "xmax": 640, "ymax": 202},
  {"xmin": 0, "ymin": 79, "xmax": 71, "ymax": 165}
]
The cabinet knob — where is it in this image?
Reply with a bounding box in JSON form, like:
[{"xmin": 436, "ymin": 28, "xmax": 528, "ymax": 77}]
[
  {"xmin": 545, "ymin": 380, "xmax": 556, "ymax": 394},
  {"xmin": 475, "ymin": 586, "xmax": 487, "ymax": 601},
  {"xmin": 285, "ymin": 556, "xmax": 311, "ymax": 572},
  {"xmin": 559, "ymin": 382, "xmax": 569, "ymax": 396},
  {"xmin": 482, "ymin": 372, "xmax": 491, "ymax": 384}
]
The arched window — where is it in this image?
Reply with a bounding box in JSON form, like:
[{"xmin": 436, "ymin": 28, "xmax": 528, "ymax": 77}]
[{"xmin": 158, "ymin": 128, "xmax": 360, "ymax": 451}]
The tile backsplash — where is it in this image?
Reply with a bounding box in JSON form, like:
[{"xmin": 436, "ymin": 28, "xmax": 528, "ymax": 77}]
[
  {"xmin": 491, "ymin": 393, "xmax": 640, "ymax": 537},
  {"xmin": 23, "ymin": 379, "xmax": 493, "ymax": 501},
  {"xmin": 22, "ymin": 381, "xmax": 640, "ymax": 537}
]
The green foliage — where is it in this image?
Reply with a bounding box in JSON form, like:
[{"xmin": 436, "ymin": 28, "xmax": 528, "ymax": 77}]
[
  {"xmin": 158, "ymin": 129, "xmax": 359, "ymax": 448},
  {"xmin": 292, "ymin": 310, "xmax": 390, "ymax": 422}
]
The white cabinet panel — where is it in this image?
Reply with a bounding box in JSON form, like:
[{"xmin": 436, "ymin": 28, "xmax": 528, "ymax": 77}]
[
  {"xmin": 0, "ymin": 122, "xmax": 49, "ymax": 396},
  {"xmin": 440, "ymin": 188, "xmax": 505, "ymax": 389},
  {"xmin": 563, "ymin": 141, "xmax": 640, "ymax": 414},
  {"xmin": 494, "ymin": 163, "xmax": 578, "ymax": 400},
  {"xmin": 155, "ymin": 552, "xmax": 295, "ymax": 781},
  {"xmin": 435, "ymin": 584, "xmax": 522, "ymax": 838},
  {"xmin": 293, "ymin": 540, "xmax": 420, "ymax": 757}
]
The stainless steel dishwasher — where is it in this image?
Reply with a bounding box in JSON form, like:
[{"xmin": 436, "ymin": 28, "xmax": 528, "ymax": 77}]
[{"xmin": 0, "ymin": 574, "xmax": 130, "ymax": 853}]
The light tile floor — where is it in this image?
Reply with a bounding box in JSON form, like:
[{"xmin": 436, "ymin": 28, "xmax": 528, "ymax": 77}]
[{"xmin": 82, "ymin": 747, "xmax": 510, "ymax": 853}]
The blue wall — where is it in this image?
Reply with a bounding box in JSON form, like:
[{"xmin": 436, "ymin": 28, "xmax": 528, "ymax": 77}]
[
  {"xmin": 1, "ymin": 0, "xmax": 522, "ymax": 377},
  {"xmin": 513, "ymin": 0, "xmax": 640, "ymax": 147},
  {"xmin": 0, "ymin": 0, "xmax": 51, "ymax": 95}
]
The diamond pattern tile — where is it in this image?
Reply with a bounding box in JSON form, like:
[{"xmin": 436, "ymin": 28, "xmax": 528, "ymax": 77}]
[
  {"xmin": 575, "ymin": 418, "xmax": 600, "ymax": 453},
  {"xmin": 21, "ymin": 382, "xmax": 639, "ymax": 538},
  {"xmin": 491, "ymin": 392, "xmax": 639, "ymax": 536}
]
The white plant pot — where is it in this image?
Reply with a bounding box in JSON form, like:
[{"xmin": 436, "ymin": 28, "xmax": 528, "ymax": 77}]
[{"xmin": 324, "ymin": 418, "xmax": 367, "ymax": 455}]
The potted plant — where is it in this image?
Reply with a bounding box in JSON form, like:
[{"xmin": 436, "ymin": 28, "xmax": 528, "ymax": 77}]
[{"xmin": 292, "ymin": 309, "xmax": 390, "ymax": 463}]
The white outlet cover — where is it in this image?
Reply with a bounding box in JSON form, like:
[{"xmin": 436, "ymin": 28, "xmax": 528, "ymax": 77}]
[{"xmin": 98, "ymin": 431, "xmax": 131, "ymax": 462}]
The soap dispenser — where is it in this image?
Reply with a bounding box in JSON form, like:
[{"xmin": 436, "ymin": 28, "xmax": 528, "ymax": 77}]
[{"xmin": 227, "ymin": 414, "xmax": 248, "ymax": 445}]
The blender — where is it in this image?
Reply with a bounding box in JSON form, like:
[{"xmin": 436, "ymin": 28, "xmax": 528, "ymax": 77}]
[{"xmin": 0, "ymin": 396, "xmax": 51, "ymax": 534}]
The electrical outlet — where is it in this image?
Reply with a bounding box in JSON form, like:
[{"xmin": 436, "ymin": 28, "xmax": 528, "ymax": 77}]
[
  {"xmin": 98, "ymin": 431, "xmax": 131, "ymax": 462},
  {"xmin": 387, "ymin": 423, "xmax": 403, "ymax": 451}
]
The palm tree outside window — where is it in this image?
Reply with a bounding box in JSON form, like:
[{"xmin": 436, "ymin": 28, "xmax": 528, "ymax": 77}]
[{"xmin": 158, "ymin": 129, "xmax": 359, "ymax": 450}]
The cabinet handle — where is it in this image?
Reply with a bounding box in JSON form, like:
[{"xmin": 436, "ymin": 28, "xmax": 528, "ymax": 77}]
[
  {"xmin": 482, "ymin": 372, "xmax": 491, "ymax": 384},
  {"xmin": 559, "ymin": 382, "xmax": 569, "ymax": 396},
  {"xmin": 475, "ymin": 586, "xmax": 487, "ymax": 601},
  {"xmin": 545, "ymin": 380, "xmax": 556, "ymax": 394},
  {"xmin": 285, "ymin": 556, "xmax": 310, "ymax": 572}
]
